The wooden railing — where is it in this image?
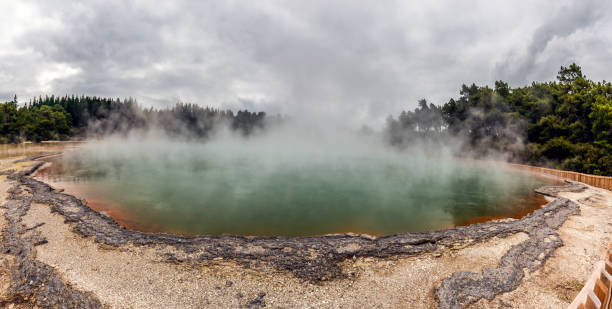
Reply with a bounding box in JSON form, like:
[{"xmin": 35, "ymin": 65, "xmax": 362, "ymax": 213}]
[
  {"xmin": 569, "ymin": 246, "xmax": 612, "ymax": 309},
  {"xmin": 508, "ymin": 163, "xmax": 612, "ymax": 308},
  {"xmin": 508, "ymin": 164, "xmax": 612, "ymax": 191}
]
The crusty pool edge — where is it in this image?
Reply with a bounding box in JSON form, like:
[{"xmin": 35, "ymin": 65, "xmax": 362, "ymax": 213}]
[{"xmin": 2, "ymin": 156, "xmax": 587, "ymax": 308}]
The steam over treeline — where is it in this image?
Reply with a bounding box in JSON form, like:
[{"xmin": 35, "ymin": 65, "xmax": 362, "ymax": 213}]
[
  {"xmin": 0, "ymin": 63, "xmax": 610, "ymax": 175},
  {"xmin": 0, "ymin": 96, "xmax": 270, "ymax": 141},
  {"xmin": 386, "ymin": 64, "xmax": 611, "ymax": 176}
]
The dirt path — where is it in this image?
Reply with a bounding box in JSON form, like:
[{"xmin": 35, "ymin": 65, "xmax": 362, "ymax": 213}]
[{"xmin": 1, "ymin": 155, "xmax": 611, "ymax": 308}]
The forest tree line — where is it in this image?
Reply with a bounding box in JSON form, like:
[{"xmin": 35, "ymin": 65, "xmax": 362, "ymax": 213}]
[
  {"xmin": 386, "ymin": 64, "xmax": 612, "ymax": 176},
  {"xmin": 1, "ymin": 63, "xmax": 610, "ymax": 175},
  {"xmin": 0, "ymin": 95, "xmax": 268, "ymax": 142}
]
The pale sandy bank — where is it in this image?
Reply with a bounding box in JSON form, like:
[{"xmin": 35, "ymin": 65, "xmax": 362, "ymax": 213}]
[{"xmin": 1, "ymin": 154, "xmax": 611, "ymax": 308}]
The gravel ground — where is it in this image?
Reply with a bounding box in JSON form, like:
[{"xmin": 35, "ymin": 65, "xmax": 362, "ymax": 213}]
[{"xmin": 1, "ymin": 155, "xmax": 611, "ymax": 308}]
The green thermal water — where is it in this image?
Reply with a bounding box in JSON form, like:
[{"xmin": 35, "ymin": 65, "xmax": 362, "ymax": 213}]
[{"xmin": 37, "ymin": 138, "xmax": 555, "ymax": 236}]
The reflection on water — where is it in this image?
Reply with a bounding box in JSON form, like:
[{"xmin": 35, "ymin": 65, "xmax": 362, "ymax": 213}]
[{"xmin": 35, "ymin": 142, "xmax": 558, "ymax": 237}]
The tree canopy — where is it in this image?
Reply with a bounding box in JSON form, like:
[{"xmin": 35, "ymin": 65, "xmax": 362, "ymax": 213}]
[
  {"xmin": 386, "ymin": 63, "xmax": 612, "ymax": 175},
  {"xmin": 0, "ymin": 95, "xmax": 268, "ymax": 143},
  {"xmin": 1, "ymin": 63, "xmax": 610, "ymax": 175}
]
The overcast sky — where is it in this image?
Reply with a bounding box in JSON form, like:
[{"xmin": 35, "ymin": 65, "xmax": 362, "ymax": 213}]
[{"xmin": 1, "ymin": 0, "xmax": 611, "ymax": 126}]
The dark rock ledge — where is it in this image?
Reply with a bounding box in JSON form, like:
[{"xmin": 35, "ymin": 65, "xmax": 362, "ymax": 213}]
[
  {"xmin": 435, "ymin": 184, "xmax": 584, "ymax": 309},
  {"xmin": 535, "ymin": 180, "xmax": 587, "ymax": 197},
  {"xmin": 2, "ymin": 158, "xmax": 587, "ymax": 308},
  {"xmin": 1, "ymin": 162, "xmax": 104, "ymax": 308}
]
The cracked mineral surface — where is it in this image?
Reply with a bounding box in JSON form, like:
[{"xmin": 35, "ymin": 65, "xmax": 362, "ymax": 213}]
[{"xmin": 0, "ymin": 153, "xmax": 611, "ymax": 308}]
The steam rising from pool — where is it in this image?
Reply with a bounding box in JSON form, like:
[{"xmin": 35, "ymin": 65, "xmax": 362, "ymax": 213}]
[{"xmin": 40, "ymin": 126, "xmax": 554, "ymax": 236}]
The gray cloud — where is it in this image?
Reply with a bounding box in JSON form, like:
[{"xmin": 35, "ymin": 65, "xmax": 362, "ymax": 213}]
[
  {"xmin": 494, "ymin": 0, "xmax": 611, "ymax": 85},
  {"xmin": 1, "ymin": 0, "xmax": 611, "ymax": 127}
]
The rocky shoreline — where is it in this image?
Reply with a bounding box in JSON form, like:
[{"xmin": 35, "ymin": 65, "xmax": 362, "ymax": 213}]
[{"xmin": 0, "ymin": 154, "xmax": 593, "ymax": 308}]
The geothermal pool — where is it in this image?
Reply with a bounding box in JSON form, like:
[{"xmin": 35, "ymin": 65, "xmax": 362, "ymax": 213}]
[{"xmin": 35, "ymin": 138, "xmax": 556, "ymax": 237}]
